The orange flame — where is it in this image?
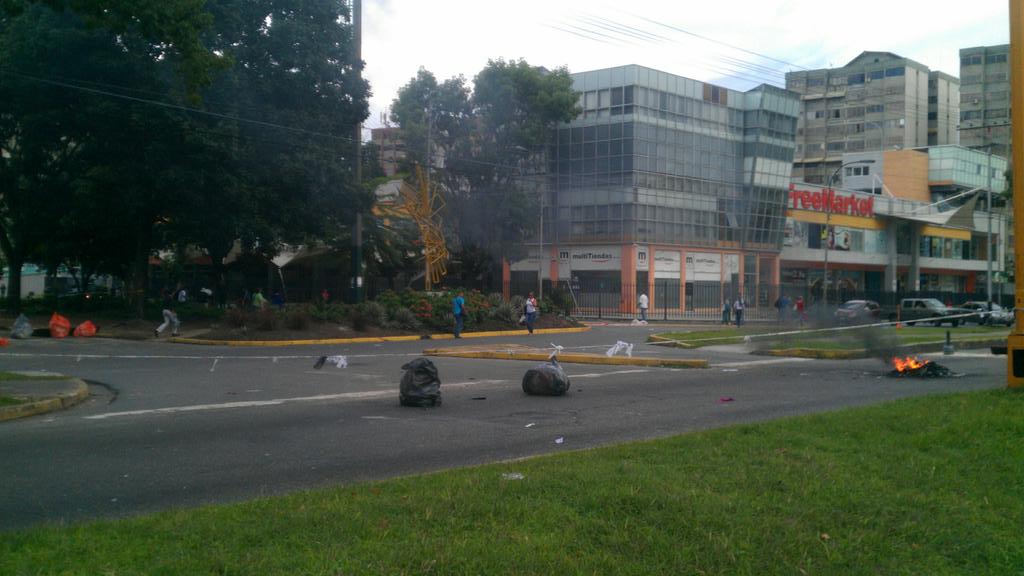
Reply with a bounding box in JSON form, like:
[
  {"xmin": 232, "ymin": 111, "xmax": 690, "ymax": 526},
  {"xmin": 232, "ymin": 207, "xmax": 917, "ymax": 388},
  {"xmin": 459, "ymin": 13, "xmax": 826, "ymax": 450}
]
[{"xmin": 892, "ymin": 356, "xmax": 930, "ymax": 372}]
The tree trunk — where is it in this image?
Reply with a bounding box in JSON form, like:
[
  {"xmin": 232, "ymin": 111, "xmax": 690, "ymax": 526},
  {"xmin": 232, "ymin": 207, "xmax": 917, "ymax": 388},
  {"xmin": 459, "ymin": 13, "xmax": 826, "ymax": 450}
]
[
  {"xmin": 128, "ymin": 232, "xmax": 150, "ymax": 319},
  {"xmin": 206, "ymin": 244, "xmax": 229, "ymax": 307},
  {"xmin": 5, "ymin": 255, "xmax": 23, "ymax": 315},
  {"xmin": 0, "ymin": 227, "xmax": 24, "ymax": 314}
]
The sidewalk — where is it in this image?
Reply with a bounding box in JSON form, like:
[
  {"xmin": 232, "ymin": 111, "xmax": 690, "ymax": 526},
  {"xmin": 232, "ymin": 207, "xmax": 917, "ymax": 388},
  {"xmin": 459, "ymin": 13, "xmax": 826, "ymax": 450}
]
[{"xmin": 0, "ymin": 374, "xmax": 89, "ymax": 422}]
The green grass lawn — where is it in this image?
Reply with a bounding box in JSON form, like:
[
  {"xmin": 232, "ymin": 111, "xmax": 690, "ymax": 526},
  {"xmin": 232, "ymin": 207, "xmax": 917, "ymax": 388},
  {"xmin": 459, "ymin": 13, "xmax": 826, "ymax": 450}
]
[
  {"xmin": 657, "ymin": 326, "xmax": 1009, "ymax": 350},
  {"xmin": 2, "ymin": 390, "xmax": 1022, "ymax": 575},
  {"xmin": 0, "ymin": 371, "xmax": 65, "ymax": 407}
]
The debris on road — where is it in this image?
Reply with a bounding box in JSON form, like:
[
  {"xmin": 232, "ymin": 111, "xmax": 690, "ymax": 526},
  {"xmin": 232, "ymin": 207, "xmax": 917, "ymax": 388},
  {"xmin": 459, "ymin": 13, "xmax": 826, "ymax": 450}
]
[
  {"xmin": 399, "ymin": 358, "xmax": 442, "ymax": 407},
  {"xmin": 554, "ymin": 437, "xmax": 565, "ymax": 444},
  {"xmin": 522, "ymin": 360, "xmax": 571, "ymax": 396},
  {"xmin": 548, "ymin": 343, "xmax": 564, "ymax": 360},
  {"xmin": 605, "ymin": 340, "xmax": 634, "ymax": 358},
  {"xmin": 11, "ymin": 314, "xmax": 32, "ymax": 339},
  {"xmin": 471, "ymin": 396, "xmax": 486, "ymax": 400},
  {"xmin": 719, "ymin": 396, "xmax": 734, "ymax": 403},
  {"xmin": 525, "ymin": 423, "xmax": 536, "ymax": 428},
  {"xmin": 312, "ymin": 355, "xmax": 348, "ymax": 370}
]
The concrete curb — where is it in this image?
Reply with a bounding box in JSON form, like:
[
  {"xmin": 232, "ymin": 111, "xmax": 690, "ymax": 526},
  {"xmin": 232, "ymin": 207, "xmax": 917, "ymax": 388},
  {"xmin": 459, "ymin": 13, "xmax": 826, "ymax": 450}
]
[
  {"xmin": 756, "ymin": 338, "xmax": 1008, "ymax": 360},
  {"xmin": 423, "ymin": 348, "xmax": 708, "ymax": 369},
  {"xmin": 0, "ymin": 379, "xmax": 89, "ymax": 423},
  {"xmin": 169, "ymin": 326, "xmax": 589, "ymax": 347}
]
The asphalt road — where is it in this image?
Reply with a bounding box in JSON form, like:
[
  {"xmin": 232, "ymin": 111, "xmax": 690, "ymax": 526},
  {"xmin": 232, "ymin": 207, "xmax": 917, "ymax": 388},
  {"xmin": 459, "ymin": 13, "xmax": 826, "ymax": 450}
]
[{"xmin": 0, "ymin": 324, "xmax": 1005, "ymax": 531}]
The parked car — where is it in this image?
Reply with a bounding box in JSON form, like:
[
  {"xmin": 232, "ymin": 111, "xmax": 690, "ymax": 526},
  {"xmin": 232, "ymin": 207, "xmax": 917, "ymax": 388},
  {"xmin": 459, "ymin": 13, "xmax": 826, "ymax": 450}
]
[
  {"xmin": 899, "ymin": 298, "xmax": 961, "ymax": 326},
  {"xmin": 960, "ymin": 301, "xmax": 1014, "ymax": 326},
  {"xmin": 834, "ymin": 300, "xmax": 883, "ymax": 324}
]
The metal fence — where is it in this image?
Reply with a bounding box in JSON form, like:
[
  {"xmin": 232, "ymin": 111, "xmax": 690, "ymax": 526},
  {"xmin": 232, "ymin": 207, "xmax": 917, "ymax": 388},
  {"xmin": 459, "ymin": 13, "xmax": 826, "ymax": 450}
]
[{"xmin": 504, "ymin": 278, "xmax": 1013, "ymax": 322}]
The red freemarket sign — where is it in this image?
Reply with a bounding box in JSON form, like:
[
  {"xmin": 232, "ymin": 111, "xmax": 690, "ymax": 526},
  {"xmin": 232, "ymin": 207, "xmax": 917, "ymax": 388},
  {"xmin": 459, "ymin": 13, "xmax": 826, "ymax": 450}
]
[{"xmin": 788, "ymin": 184, "xmax": 874, "ymax": 217}]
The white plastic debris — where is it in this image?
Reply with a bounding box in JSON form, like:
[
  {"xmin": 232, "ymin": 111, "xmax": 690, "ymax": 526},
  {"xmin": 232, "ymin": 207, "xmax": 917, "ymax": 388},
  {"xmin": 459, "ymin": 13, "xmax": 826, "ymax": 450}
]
[
  {"xmin": 525, "ymin": 423, "xmax": 536, "ymax": 428},
  {"xmin": 554, "ymin": 437, "xmax": 565, "ymax": 444},
  {"xmin": 605, "ymin": 341, "xmax": 634, "ymax": 358},
  {"xmin": 548, "ymin": 343, "xmax": 564, "ymax": 360},
  {"xmin": 501, "ymin": 472, "xmax": 525, "ymax": 481},
  {"xmin": 314, "ymin": 355, "xmax": 347, "ymax": 369},
  {"xmin": 209, "ymin": 358, "xmax": 219, "ymax": 372},
  {"xmin": 630, "ymin": 319, "xmax": 648, "ymax": 326}
]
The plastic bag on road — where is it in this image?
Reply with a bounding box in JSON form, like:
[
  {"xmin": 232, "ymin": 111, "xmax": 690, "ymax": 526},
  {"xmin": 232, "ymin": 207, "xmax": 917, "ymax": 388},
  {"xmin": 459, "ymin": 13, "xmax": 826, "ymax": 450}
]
[
  {"xmin": 400, "ymin": 358, "xmax": 442, "ymax": 407},
  {"xmin": 49, "ymin": 313, "xmax": 71, "ymax": 339},
  {"xmin": 605, "ymin": 340, "xmax": 634, "ymax": 358},
  {"xmin": 73, "ymin": 320, "xmax": 98, "ymax": 337},
  {"xmin": 522, "ymin": 360, "xmax": 571, "ymax": 396},
  {"xmin": 11, "ymin": 314, "xmax": 32, "ymax": 339}
]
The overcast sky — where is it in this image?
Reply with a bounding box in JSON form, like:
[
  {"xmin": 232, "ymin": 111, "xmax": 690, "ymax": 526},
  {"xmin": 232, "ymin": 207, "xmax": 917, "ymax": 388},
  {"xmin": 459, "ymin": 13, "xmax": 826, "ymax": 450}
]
[{"xmin": 361, "ymin": 0, "xmax": 1008, "ymax": 132}]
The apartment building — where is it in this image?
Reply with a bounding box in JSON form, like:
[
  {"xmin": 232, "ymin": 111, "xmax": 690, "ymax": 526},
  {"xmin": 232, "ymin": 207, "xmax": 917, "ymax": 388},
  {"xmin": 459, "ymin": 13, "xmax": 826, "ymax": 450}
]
[
  {"xmin": 786, "ymin": 51, "xmax": 958, "ymax": 185},
  {"xmin": 959, "ymin": 44, "xmax": 1010, "ymax": 158}
]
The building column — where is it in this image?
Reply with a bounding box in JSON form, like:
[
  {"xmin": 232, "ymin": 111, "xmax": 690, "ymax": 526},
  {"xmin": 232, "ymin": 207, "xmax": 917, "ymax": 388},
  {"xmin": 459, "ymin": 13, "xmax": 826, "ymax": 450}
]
[
  {"xmin": 909, "ymin": 224, "xmax": 922, "ymax": 291},
  {"xmin": 620, "ymin": 244, "xmax": 636, "ymax": 315},
  {"xmin": 549, "ymin": 245, "xmax": 559, "ymax": 289},
  {"xmin": 884, "ymin": 219, "xmax": 899, "ymax": 293},
  {"xmin": 679, "ymin": 250, "xmax": 687, "ymax": 313}
]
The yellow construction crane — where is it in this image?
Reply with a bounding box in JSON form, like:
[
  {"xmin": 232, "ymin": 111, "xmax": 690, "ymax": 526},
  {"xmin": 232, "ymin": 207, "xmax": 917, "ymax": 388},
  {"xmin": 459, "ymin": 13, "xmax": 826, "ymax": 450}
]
[{"xmin": 400, "ymin": 165, "xmax": 448, "ymax": 290}]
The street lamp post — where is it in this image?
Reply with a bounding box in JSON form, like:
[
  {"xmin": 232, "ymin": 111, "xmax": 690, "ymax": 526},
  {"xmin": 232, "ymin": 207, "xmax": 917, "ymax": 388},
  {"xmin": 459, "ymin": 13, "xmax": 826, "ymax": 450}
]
[
  {"xmin": 823, "ymin": 159, "xmax": 875, "ymax": 308},
  {"xmin": 985, "ymin": 147, "xmax": 993, "ymax": 307}
]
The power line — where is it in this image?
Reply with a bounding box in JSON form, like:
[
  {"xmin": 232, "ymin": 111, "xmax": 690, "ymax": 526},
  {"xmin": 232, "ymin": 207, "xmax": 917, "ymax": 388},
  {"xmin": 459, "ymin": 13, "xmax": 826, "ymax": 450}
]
[{"xmin": 0, "ymin": 69, "xmax": 360, "ymax": 145}]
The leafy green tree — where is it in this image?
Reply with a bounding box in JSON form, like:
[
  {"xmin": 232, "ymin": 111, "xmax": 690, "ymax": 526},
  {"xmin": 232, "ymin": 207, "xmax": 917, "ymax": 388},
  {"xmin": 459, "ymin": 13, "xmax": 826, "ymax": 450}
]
[{"xmin": 391, "ymin": 60, "xmax": 579, "ymax": 288}]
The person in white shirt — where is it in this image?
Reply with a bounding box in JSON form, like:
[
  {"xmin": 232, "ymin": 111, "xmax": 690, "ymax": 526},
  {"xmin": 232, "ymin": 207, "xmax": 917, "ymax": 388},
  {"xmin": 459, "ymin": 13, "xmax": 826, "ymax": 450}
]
[
  {"xmin": 733, "ymin": 298, "xmax": 745, "ymax": 326},
  {"xmin": 638, "ymin": 292, "xmax": 649, "ymax": 322},
  {"xmin": 524, "ymin": 292, "xmax": 538, "ymax": 334}
]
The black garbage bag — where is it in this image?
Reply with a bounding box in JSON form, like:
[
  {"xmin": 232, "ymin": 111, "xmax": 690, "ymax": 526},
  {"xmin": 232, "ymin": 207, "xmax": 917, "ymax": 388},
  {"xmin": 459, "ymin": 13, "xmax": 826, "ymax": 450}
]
[
  {"xmin": 522, "ymin": 360, "xmax": 571, "ymax": 396},
  {"xmin": 11, "ymin": 314, "xmax": 32, "ymax": 339},
  {"xmin": 400, "ymin": 358, "xmax": 442, "ymax": 407}
]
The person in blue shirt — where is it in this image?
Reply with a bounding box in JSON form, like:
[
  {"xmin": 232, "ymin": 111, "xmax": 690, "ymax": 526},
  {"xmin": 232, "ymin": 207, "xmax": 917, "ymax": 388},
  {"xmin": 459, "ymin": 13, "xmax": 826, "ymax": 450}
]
[{"xmin": 452, "ymin": 291, "xmax": 466, "ymax": 338}]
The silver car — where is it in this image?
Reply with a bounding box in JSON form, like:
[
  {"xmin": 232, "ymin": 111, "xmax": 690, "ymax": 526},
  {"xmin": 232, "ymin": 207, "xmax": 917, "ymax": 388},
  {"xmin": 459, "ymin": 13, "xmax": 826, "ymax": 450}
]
[{"xmin": 960, "ymin": 301, "xmax": 1014, "ymax": 326}]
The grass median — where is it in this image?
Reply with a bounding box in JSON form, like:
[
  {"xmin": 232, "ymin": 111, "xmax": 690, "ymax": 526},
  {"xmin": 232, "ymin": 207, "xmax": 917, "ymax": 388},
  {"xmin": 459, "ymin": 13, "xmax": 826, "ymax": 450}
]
[{"xmin": 3, "ymin": 389, "xmax": 1022, "ymax": 574}]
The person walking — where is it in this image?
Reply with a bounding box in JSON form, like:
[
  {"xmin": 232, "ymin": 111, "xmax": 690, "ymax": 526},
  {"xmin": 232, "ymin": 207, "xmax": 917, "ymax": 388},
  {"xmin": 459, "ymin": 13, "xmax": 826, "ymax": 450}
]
[
  {"xmin": 721, "ymin": 300, "xmax": 731, "ymax": 324},
  {"xmin": 452, "ymin": 291, "xmax": 466, "ymax": 338},
  {"xmin": 733, "ymin": 297, "xmax": 745, "ymax": 327},
  {"xmin": 154, "ymin": 288, "xmax": 180, "ymax": 337},
  {"xmin": 524, "ymin": 291, "xmax": 539, "ymax": 334},
  {"xmin": 638, "ymin": 292, "xmax": 649, "ymax": 322},
  {"xmin": 251, "ymin": 287, "xmax": 268, "ymax": 310},
  {"xmin": 795, "ymin": 296, "xmax": 806, "ymax": 326}
]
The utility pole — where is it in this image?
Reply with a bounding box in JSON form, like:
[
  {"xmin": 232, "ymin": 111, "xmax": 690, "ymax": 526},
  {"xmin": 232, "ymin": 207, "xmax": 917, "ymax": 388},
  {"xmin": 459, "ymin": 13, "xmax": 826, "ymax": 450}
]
[
  {"xmin": 424, "ymin": 102, "xmax": 433, "ymax": 291},
  {"xmin": 349, "ymin": 0, "xmax": 363, "ymax": 303},
  {"xmin": 1008, "ymin": 0, "xmax": 1024, "ymax": 388},
  {"xmin": 986, "ymin": 144, "xmax": 993, "ymax": 307}
]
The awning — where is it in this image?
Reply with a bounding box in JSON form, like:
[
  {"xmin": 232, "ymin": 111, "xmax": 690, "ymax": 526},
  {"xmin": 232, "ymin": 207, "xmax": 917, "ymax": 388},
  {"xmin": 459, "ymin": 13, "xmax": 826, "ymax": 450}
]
[{"xmin": 887, "ymin": 194, "xmax": 978, "ymax": 229}]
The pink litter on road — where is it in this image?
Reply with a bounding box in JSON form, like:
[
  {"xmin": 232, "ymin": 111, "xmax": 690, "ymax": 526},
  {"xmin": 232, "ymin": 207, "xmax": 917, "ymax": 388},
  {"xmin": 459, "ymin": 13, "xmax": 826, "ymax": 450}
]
[{"xmin": 719, "ymin": 396, "xmax": 734, "ymax": 403}]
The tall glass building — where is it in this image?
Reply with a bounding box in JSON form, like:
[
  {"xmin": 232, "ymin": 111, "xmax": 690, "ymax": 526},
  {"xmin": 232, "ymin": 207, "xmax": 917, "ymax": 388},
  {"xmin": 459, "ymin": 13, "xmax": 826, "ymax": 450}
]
[{"xmin": 508, "ymin": 65, "xmax": 800, "ymax": 312}]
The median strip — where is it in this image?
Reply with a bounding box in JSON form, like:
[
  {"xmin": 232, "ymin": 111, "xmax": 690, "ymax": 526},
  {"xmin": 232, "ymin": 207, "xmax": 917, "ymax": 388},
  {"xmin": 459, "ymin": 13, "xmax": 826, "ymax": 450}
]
[
  {"xmin": 423, "ymin": 345, "xmax": 708, "ymax": 368},
  {"xmin": 170, "ymin": 326, "xmax": 590, "ymax": 347}
]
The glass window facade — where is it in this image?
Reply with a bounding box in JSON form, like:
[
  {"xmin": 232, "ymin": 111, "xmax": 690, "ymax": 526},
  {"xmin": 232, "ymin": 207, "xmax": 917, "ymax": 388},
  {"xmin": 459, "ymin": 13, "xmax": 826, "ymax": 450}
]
[
  {"xmin": 926, "ymin": 145, "xmax": 1007, "ymax": 191},
  {"xmin": 546, "ymin": 65, "xmax": 800, "ymax": 252}
]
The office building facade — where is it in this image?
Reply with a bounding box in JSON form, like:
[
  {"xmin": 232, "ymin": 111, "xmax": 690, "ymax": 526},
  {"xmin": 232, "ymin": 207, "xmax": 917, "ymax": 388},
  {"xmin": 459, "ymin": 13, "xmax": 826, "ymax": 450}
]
[
  {"xmin": 782, "ymin": 146, "xmax": 1007, "ymax": 297},
  {"xmin": 504, "ymin": 65, "xmax": 800, "ymax": 311},
  {"xmin": 786, "ymin": 51, "xmax": 958, "ymax": 185},
  {"xmin": 959, "ymin": 44, "xmax": 1011, "ymax": 158}
]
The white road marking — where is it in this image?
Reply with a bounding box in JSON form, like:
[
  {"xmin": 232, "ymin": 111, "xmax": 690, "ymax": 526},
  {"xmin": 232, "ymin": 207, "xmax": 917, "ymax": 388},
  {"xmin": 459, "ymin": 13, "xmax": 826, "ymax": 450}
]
[
  {"xmin": 570, "ymin": 369, "xmax": 651, "ymax": 379},
  {"xmin": 84, "ymin": 379, "xmax": 507, "ymax": 420},
  {"xmin": 710, "ymin": 358, "xmax": 814, "ymax": 368}
]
